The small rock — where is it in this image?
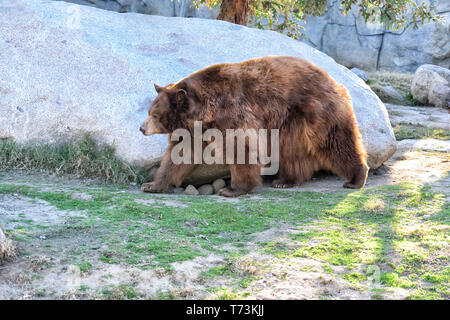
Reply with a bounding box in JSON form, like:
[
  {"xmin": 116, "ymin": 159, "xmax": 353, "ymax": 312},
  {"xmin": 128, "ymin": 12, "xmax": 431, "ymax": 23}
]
[
  {"xmin": 71, "ymin": 193, "xmax": 93, "ymax": 201},
  {"xmin": 411, "ymin": 64, "xmax": 450, "ymax": 108},
  {"xmin": 173, "ymin": 187, "xmax": 185, "ymax": 194},
  {"xmin": 423, "ymin": 215, "xmax": 431, "ymax": 219},
  {"xmin": 428, "ymin": 77, "xmax": 450, "ymax": 109},
  {"xmin": 381, "ymin": 86, "xmax": 404, "ymax": 101},
  {"xmin": 184, "ymin": 185, "xmax": 199, "ymax": 195},
  {"xmin": 39, "ymin": 235, "xmax": 47, "ymax": 240},
  {"xmin": 212, "ymin": 179, "xmax": 226, "ymax": 193},
  {"xmin": 350, "ymin": 68, "xmax": 368, "ymax": 82},
  {"xmin": 198, "ymin": 184, "xmax": 214, "ymax": 195}
]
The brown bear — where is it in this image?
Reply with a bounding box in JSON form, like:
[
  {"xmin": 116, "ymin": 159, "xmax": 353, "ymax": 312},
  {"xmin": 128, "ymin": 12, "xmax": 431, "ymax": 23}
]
[{"xmin": 140, "ymin": 56, "xmax": 369, "ymax": 197}]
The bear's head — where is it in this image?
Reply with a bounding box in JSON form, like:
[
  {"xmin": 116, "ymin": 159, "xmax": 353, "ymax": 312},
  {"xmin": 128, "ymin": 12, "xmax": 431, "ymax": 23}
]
[{"xmin": 140, "ymin": 82, "xmax": 195, "ymax": 136}]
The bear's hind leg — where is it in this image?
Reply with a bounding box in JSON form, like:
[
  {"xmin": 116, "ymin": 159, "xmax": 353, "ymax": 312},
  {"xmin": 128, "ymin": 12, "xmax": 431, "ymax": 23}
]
[
  {"xmin": 342, "ymin": 163, "xmax": 369, "ymax": 189},
  {"xmin": 218, "ymin": 164, "xmax": 261, "ymax": 197},
  {"xmin": 272, "ymin": 156, "xmax": 316, "ymax": 188},
  {"xmin": 317, "ymin": 120, "xmax": 369, "ymax": 189},
  {"xmin": 320, "ymin": 154, "xmax": 369, "ymax": 189}
]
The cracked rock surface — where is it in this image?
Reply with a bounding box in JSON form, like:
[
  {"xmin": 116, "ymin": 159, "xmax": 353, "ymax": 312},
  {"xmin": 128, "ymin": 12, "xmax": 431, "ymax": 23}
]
[{"xmin": 299, "ymin": 0, "xmax": 450, "ymax": 72}]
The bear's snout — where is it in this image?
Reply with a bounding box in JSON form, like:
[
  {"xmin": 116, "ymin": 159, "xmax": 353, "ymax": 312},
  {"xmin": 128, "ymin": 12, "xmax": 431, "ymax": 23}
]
[{"xmin": 139, "ymin": 126, "xmax": 146, "ymax": 135}]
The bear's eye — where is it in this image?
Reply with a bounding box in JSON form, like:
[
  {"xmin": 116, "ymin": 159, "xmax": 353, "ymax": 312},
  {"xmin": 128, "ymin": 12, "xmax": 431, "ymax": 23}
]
[{"xmin": 152, "ymin": 114, "xmax": 159, "ymax": 119}]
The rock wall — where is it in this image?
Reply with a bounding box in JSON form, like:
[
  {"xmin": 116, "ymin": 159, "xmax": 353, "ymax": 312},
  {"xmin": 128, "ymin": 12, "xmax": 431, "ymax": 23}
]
[
  {"xmin": 55, "ymin": 0, "xmax": 219, "ymax": 18},
  {"xmin": 58, "ymin": 0, "xmax": 449, "ymax": 72},
  {"xmin": 299, "ymin": 0, "xmax": 450, "ymax": 72}
]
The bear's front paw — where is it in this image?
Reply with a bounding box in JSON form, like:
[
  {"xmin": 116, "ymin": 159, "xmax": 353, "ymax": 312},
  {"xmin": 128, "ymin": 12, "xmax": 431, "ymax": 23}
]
[
  {"xmin": 141, "ymin": 182, "xmax": 167, "ymax": 193},
  {"xmin": 218, "ymin": 187, "xmax": 248, "ymax": 197}
]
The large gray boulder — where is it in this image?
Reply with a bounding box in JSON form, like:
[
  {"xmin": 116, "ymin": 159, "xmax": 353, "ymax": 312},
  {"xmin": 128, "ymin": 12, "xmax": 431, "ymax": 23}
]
[
  {"xmin": 411, "ymin": 64, "xmax": 450, "ymax": 108},
  {"xmin": 55, "ymin": 0, "xmax": 220, "ymax": 18},
  {"xmin": 0, "ymin": 0, "xmax": 396, "ymax": 174},
  {"xmin": 300, "ymin": 0, "xmax": 450, "ymax": 72}
]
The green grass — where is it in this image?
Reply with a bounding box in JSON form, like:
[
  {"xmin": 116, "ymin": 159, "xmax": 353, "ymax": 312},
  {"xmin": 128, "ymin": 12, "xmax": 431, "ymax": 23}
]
[
  {"xmin": 255, "ymin": 183, "xmax": 449, "ymax": 299},
  {"xmin": 394, "ymin": 124, "xmax": 450, "ymax": 141},
  {"xmin": 76, "ymin": 261, "xmax": 93, "ymax": 273},
  {"xmin": 201, "ymin": 265, "xmax": 234, "ymax": 279},
  {"xmin": 0, "ymin": 182, "xmax": 336, "ymax": 269},
  {"xmin": 342, "ymin": 272, "xmax": 367, "ymax": 283},
  {"xmin": 0, "ymin": 135, "xmax": 147, "ymax": 184},
  {"xmin": 1, "ymin": 175, "xmax": 448, "ymax": 299},
  {"xmin": 152, "ymin": 291, "xmax": 175, "ymax": 300},
  {"xmin": 366, "ymin": 72, "xmax": 420, "ymax": 106},
  {"xmin": 101, "ymin": 284, "xmax": 139, "ymax": 300},
  {"xmin": 78, "ymin": 285, "xmax": 89, "ymax": 292}
]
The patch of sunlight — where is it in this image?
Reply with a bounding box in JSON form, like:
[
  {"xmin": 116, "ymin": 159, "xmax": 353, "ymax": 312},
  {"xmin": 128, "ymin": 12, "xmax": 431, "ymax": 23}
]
[
  {"xmin": 412, "ymin": 139, "xmax": 450, "ymax": 153},
  {"xmin": 397, "ymin": 225, "xmax": 431, "ymax": 240},
  {"xmin": 323, "ymin": 189, "xmax": 366, "ymax": 217},
  {"xmin": 395, "ymin": 241, "xmax": 429, "ymax": 261},
  {"xmin": 364, "ymin": 198, "xmax": 386, "ymax": 213}
]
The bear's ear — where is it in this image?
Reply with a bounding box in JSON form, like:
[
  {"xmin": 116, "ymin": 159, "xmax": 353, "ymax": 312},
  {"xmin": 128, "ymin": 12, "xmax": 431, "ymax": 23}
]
[
  {"xmin": 173, "ymin": 89, "xmax": 187, "ymax": 108},
  {"xmin": 154, "ymin": 83, "xmax": 163, "ymax": 93}
]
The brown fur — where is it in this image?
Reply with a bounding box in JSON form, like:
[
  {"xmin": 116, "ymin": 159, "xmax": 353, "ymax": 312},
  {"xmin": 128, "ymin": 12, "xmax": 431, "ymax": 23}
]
[{"xmin": 140, "ymin": 56, "xmax": 368, "ymax": 197}]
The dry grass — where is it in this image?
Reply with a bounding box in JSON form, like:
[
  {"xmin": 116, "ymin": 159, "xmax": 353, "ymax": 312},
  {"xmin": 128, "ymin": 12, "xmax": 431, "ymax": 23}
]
[
  {"xmin": 232, "ymin": 256, "xmax": 260, "ymax": 276},
  {"xmin": 394, "ymin": 124, "xmax": 450, "ymax": 141},
  {"xmin": 0, "ymin": 236, "xmax": 16, "ymax": 262},
  {"xmin": 0, "ymin": 135, "xmax": 147, "ymax": 185},
  {"xmin": 366, "ymin": 72, "xmax": 420, "ymax": 106},
  {"xmin": 363, "ymin": 198, "xmax": 386, "ymax": 213}
]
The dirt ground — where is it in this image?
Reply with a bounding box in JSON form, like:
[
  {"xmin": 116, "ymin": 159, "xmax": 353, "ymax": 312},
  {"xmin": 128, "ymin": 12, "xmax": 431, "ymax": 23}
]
[{"xmin": 0, "ymin": 104, "xmax": 449, "ymax": 300}]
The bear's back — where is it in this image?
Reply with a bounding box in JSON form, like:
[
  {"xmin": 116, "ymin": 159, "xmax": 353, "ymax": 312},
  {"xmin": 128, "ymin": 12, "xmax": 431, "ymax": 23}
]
[{"xmin": 179, "ymin": 56, "xmax": 351, "ymax": 131}]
